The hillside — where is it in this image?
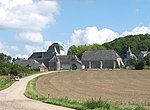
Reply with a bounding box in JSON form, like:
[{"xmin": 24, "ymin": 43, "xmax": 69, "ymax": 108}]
[
  {"xmin": 67, "ymin": 34, "xmax": 150, "ymax": 59},
  {"xmin": 103, "ymin": 34, "xmax": 150, "ymax": 58}
]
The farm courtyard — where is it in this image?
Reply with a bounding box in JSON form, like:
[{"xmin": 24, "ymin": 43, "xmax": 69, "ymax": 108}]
[{"xmin": 37, "ymin": 70, "xmax": 150, "ymax": 105}]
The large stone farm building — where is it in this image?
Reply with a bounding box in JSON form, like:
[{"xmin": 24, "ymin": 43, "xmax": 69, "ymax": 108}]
[{"xmin": 81, "ymin": 50, "xmax": 124, "ymax": 69}]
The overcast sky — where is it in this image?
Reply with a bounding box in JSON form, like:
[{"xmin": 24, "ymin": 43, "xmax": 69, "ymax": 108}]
[{"xmin": 0, "ymin": 0, "xmax": 150, "ymax": 59}]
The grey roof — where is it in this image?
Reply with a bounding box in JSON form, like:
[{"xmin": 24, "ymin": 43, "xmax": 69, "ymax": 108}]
[
  {"xmin": 47, "ymin": 42, "xmax": 64, "ymax": 53},
  {"xmin": 28, "ymin": 52, "xmax": 54, "ymax": 59},
  {"xmin": 49, "ymin": 55, "xmax": 82, "ymax": 64},
  {"xmin": 81, "ymin": 50, "xmax": 121, "ymax": 61},
  {"xmin": 28, "ymin": 52, "xmax": 55, "ymax": 68},
  {"xmin": 14, "ymin": 59, "xmax": 41, "ymax": 69}
]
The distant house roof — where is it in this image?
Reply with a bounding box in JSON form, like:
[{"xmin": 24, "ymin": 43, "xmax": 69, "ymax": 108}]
[
  {"xmin": 49, "ymin": 55, "xmax": 82, "ymax": 64},
  {"xmin": 81, "ymin": 50, "xmax": 121, "ymax": 61},
  {"xmin": 14, "ymin": 59, "xmax": 41, "ymax": 70},
  {"xmin": 47, "ymin": 42, "xmax": 64, "ymax": 53}
]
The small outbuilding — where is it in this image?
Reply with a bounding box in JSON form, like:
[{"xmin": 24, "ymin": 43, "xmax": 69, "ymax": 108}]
[{"xmin": 81, "ymin": 50, "xmax": 124, "ymax": 69}]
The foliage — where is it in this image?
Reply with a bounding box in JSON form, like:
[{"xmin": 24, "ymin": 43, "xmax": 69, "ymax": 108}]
[
  {"xmin": 103, "ymin": 34, "xmax": 150, "ymax": 59},
  {"xmin": 135, "ymin": 60, "xmax": 145, "ymax": 70},
  {"xmin": 130, "ymin": 57, "xmax": 137, "ymax": 66},
  {"xmin": 68, "ymin": 34, "xmax": 150, "ymax": 60},
  {"xmin": 67, "ymin": 44, "xmax": 106, "ymax": 59},
  {"xmin": 143, "ymin": 53, "xmax": 150, "ymax": 65},
  {"xmin": 0, "ymin": 53, "xmax": 34, "ymax": 76},
  {"xmin": 0, "ymin": 77, "xmax": 15, "ymax": 91},
  {"xmin": 0, "ymin": 53, "xmax": 12, "ymax": 63},
  {"xmin": 25, "ymin": 74, "xmax": 146, "ymax": 110}
]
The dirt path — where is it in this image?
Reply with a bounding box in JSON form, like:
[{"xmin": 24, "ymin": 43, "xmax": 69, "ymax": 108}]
[{"xmin": 0, "ymin": 72, "xmax": 73, "ymax": 110}]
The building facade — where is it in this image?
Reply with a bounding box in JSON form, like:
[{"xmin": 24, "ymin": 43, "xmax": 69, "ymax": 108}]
[{"xmin": 81, "ymin": 50, "xmax": 124, "ymax": 69}]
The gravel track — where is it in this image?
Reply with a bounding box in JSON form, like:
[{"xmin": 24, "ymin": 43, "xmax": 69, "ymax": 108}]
[{"xmin": 0, "ymin": 72, "xmax": 73, "ymax": 110}]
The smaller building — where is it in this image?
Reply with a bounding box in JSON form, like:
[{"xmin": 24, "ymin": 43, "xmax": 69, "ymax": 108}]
[
  {"xmin": 81, "ymin": 50, "xmax": 124, "ymax": 69},
  {"xmin": 49, "ymin": 55, "xmax": 83, "ymax": 71},
  {"xmin": 124, "ymin": 46, "xmax": 137, "ymax": 65},
  {"xmin": 39, "ymin": 62, "xmax": 48, "ymax": 72},
  {"xmin": 14, "ymin": 59, "xmax": 41, "ymax": 70}
]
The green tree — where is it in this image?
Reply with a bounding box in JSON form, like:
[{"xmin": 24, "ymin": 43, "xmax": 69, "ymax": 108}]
[
  {"xmin": 67, "ymin": 44, "xmax": 106, "ymax": 59},
  {"xmin": 103, "ymin": 34, "xmax": 150, "ymax": 59},
  {"xmin": 0, "ymin": 53, "xmax": 12, "ymax": 63}
]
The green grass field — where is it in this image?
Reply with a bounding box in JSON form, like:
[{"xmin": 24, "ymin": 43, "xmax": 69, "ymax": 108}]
[{"xmin": 0, "ymin": 77, "xmax": 15, "ymax": 91}]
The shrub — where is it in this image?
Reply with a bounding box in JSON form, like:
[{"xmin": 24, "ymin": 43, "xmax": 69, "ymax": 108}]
[{"xmin": 135, "ymin": 60, "xmax": 145, "ymax": 70}]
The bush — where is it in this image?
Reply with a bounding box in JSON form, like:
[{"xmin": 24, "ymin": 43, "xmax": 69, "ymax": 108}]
[{"xmin": 135, "ymin": 60, "xmax": 145, "ymax": 70}]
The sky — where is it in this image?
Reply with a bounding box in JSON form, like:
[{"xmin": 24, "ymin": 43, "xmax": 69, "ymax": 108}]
[{"xmin": 0, "ymin": 0, "xmax": 150, "ymax": 59}]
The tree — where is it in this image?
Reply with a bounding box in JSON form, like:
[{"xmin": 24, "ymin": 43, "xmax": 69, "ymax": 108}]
[
  {"xmin": 103, "ymin": 34, "xmax": 150, "ymax": 59},
  {"xmin": 0, "ymin": 53, "xmax": 12, "ymax": 63},
  {"xmin": 67, "ymin": 44, "xmax": 106, "ymax": 59}
]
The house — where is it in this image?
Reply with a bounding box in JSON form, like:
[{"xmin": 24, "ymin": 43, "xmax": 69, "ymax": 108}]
[
  {"xmin": 39, "ymin": 62, "xmax": 48, "ymax": 72},
  {"xmin": 26, "ymin": 42, "xmax": 83, "ymax": 71},
  {"xmin": 14, "ymin": 59, "xmax": 41, "ymax": 70},
  {"xmin": 81, "ymin": 50, "xmax": 124, "ymax": 69},
  {"xmin": 49, "ymin": 55, "xmax": 83, "ymax": 71}
]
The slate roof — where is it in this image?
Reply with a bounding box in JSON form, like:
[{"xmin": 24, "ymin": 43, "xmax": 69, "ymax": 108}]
[
  {"xmin": 28, "ymin": 52, "xmax": 54, "ymax": 59},
  {"xmin": 47, "ymin": 42, "xmax": 64, "ymax": 53},
  {"xmin": 49, "ymin": 55, "xmax": 82, "ymax": 64},
  {"xmin": 14, "ymin": 59, "xmax": 41, "ymax": 69},
  {"xmin": 28, "ymin": 52, "xmax": 55, "ymax": 67},
  {"xmin": 81, "ymin": 50, "xmax": 121, "ymax": 61}
]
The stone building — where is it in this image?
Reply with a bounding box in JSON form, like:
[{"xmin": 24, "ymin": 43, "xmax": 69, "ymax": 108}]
[
  {"xmin": 18, "ymin": 42, "xmax": 83, "ymax": 71},
  {"xmin": 124, "ymin": 46, "xmax": 137, "ymax": 65},
  {"xmin": 81, "ymin": 50, "xmax": 124, "ymax": 69},
  {"xmin": 49, "ymin": 55, "xmax": 83, "ymax": 71}
]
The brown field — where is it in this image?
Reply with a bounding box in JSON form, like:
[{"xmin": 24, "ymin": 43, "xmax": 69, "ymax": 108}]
[{"xmin": 37, "ymin": 70, "xmax": 150, "ymax": 105}]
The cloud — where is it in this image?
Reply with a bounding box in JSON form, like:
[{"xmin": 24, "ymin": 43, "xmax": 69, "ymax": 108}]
[
  {"xmin": 44, "ymin": 41, "xmax": 53, "ymax": 50},
  {"xmin": 17, "ymin": 32, "xmax": 43, "ymax": 43},
  {"xmin": 123, "ymin": 25, "xmax": 150, "ymax": 36},
  {"xmin": 69, "ymin": 26, "xmax": 119, "ymax": 45},
  {"xmin": 25, "ymin": 44, "xmax": 43, "ymax": 53},
  {"xmin": 0, "ymin": 0, "xmax": 59, "ymax": 31},
  {"xmin": 0, "ymin": 42, "xmax": 18, "ymax": 55}
]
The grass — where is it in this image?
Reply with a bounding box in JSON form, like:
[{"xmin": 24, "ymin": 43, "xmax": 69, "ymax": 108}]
[
  {"xmin": 0, "ymin": 71, "xmax": 40, "ymax": 91},
  {"xmin": 25, "ymin": 74, "xmax": 146, "ymax": 110},
  {"xmin": 25, "ymin": 71, "xmax": 41, "ymax": 77},
  {"xmin": 0, "ymin": 77, "xmax": 15, "ymax": 91}
]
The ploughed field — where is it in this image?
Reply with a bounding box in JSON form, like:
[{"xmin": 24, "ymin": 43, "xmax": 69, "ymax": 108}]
[{"xmin": 36, "ymin": 70, "xmax": 150, "ymax": 104}]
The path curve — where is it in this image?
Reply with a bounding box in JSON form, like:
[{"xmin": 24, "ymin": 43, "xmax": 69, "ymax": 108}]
[{"xmin": 0, "ymin": 72, "xmax": 74, "ymax": 110}]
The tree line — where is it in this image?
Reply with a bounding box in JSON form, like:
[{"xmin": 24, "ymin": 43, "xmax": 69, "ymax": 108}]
[
  {"xmin": 0, "ymin": 53, "xmax": 32, "ymax": 76},
  {"xmin": 67, "ymin": 34, "xmax": 150, "ymax": 69}
]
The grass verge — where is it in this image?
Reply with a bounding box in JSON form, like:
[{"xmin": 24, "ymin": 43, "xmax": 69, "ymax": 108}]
[
  {"xmin": 0, "ymin": 77, "xmax": 15, "ymax": 91},
  {"xmin": 25, "ymin": 74, "xmax": 146, "ymax": 110}
]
